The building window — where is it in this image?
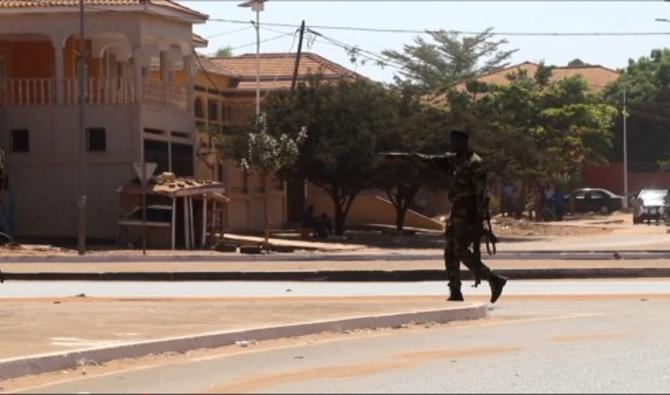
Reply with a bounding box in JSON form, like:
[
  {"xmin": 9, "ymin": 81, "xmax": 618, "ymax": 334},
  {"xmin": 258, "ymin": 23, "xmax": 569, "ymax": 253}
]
[
  {"xmin": 86, "ymin": 128, "xmax": 106, "ymax": 152},
  {"xmin": 194, "ymin": 97, "xmax": 204, "ymax": 119},
  {"xmin": 11, "ymin": 129, "xmax": 29, "ymax": 153},
  {"xmin": 171, "ymin": 131, "xmax": 190, "ymax": 139},
  {"xmin": 207, "ymin": 99, "xmax": 218, "ymax": 122},
  {"xmin": 222, "ymin": 105, "xmax": 232, "ymax": 125},
  {"xmin": 171, "ymin": 143, "xmax": 194, "ymax": 176},
  {"xmin": 144, "ymin": 139, "xmax": 169, "ymax": 174}
]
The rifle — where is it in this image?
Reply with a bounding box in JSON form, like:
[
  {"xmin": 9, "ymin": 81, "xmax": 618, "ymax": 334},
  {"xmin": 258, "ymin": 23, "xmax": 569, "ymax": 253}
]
[
  {"xmin": 379, "ymin": 151, "xmax": 457, "ymax": 172},
  {"xmin": 471, "ymin": 196, "xmax": 498, "ymax": 288}
]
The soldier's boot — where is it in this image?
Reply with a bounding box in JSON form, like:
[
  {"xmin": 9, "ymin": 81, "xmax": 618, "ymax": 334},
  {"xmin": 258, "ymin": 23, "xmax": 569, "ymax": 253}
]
[
  {"xmin": 488, "ymin": 273, "xmax": 507, "ymax": 304},
  {"xmin": 447, "ymin": 285, "xmax": 464, "ymax": 301}
]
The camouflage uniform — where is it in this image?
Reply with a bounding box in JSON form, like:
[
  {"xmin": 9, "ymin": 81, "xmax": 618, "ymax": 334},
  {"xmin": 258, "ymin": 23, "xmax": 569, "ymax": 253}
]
[{"xmin": 416, "ymin": 151, "xmax": 493, "ymax": 290}]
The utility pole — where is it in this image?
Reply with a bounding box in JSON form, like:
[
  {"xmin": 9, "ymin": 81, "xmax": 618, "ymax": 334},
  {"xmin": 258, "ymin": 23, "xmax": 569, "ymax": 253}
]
[
  {"xmin": 77, "ymin": 0, "xmax": 87, "ymax": 255},
  {"xmin": 287, "ymin": 21, "xmax": 306, "ymax": 224},
  {"xmin": 255, "ymin": 7, "xmax": 260, "ymax": 117},
  {"xmin": 290, "ymin": 20, "xmax": 306, "ymax": 93}
]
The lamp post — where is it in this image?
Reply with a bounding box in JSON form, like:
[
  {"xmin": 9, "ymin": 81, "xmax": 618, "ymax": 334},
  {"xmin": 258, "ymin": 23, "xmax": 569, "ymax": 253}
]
[
  {"xmin": 77, "ymin": 0, "xmax": 87, "ymax": 255},
  {"xmin": 239, "ymin": 0, "xmax": 266, "ymax": 118}
]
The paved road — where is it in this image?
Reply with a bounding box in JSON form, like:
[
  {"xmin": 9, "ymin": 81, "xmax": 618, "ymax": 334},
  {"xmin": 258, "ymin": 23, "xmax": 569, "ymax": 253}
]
[
  {"xmin": 9, "ymin": 293, "xmax": 670, "ymax": 393},
  {"xmin": 2, "ymin": 279, "xmax": 670, "ymax": 298}
]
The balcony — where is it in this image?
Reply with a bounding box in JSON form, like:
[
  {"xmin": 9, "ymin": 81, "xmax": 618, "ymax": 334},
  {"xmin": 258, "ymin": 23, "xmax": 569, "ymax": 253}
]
[
  {"xmin": 64, "ymin": 78, "xmax": 135, "ymax": 105},
  {"xmin": 0, "ymin": 78, "xmax": 53, "ymax": 106},
  {"xmin": 0, "ymin": 78, "xmax": 187, "ymax": 110},
  {"xmin": 142, "ymin": 79, "xmax": 188, "ymax": 111}
]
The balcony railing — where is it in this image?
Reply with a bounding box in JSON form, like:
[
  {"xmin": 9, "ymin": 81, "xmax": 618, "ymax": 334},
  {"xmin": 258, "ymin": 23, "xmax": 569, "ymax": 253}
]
[
  {"xmin": 0, "ymin": 78, "xmax": 187, "ymax": 110},
  {"xmin": 64, "ymin": 78, "xmax": 135, "ymax": 105},
  {"xmin": 0, "ymin": 78, "xmax": 53, "ymax": 106},
  {"xmin": 142, "ymin": 79, "xmax": 188, "ymax": 111}
]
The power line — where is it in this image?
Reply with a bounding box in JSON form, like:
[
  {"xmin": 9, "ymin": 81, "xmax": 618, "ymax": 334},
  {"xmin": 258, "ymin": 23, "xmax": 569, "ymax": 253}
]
[
  {"xmin": 205, "ymin": 25, "xmax": 253, "ymax": 39},
  {"xmin": 230, "ymin": 31, "xmax": 295, "ymax": 51},
  {"xmin": 307, "ymin": 29, "xmax": 410, "ymax": 72},
  {"xmin": 209, "ymin": 18, "xmax": 670, "ymax": 37}
]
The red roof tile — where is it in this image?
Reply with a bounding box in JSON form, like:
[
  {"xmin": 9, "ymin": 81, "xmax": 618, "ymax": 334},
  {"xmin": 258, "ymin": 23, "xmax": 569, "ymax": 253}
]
[
  {"xmin": 210, "ymin": 52, "xmax": 360, "ymax": 81},
  {"xmin": 427, "ymin": 61, "xmax": 621, "ymax": 106},
  {"xmin": 0, "ymin": 0, "xmax": 206, "ymax": 18},
  {"xmin": 196, "ymin": 55, "xmax": 239, "ymax": 79}
]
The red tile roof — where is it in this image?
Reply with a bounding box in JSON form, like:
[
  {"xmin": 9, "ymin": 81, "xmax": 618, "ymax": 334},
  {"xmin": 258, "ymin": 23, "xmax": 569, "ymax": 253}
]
[
  {"xmin": 0, "ymin": 0, "xmax": 206, "ymax": 18},
  {"xmin": 192, "ymin": 33, "xmax": 208, "ymax": 48},
  {"xmin": 206, "ymin": 52, "xmax": 361, "ymax": 90},
  {"xmin": 455, "ymin": 62, "xmax": 620, "ymax": 92},
  {"xmin": 427, "ymin": 61, "xmax": 621, "ymax": 106},
  {"xmin": 196, "ymin": 55, "xmax": 239, "ymax": 79}
]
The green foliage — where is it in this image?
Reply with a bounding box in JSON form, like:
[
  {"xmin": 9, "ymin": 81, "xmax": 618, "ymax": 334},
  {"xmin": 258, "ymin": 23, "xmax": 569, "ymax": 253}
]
[
  {"xmin": 262, "ymin": 76, "xmax": 398, "ymax": 234},
  {"xmin": 240, "ymin": 114, "xmax": 307, "ymax": 176},
  {"xmin": 374, "ymin": 87, "xmax": 450, "ymax": 230},
  {"xmin": 604, "ymin": 48, "xmax": 670, "ymax": 171},
  {"xmin": 474, "ymin": 75, "xmax": 618, "ymax": 187},
  {"xmin": 382, "ymin": 28, "xmax": 517, "ymax": 91},
  {"xmin": 567, "ymin": 58, "xmax": 587, "ymax": 67},
  {"xmin": 215, "ymin": 46, "xmax": 233, "ymax": 58}
]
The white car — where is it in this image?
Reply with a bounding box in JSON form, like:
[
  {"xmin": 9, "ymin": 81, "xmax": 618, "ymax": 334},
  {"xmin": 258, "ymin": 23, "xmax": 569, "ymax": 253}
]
[{"xmin": 633, "ymin": 189, "xmax": 668, "ymax": 224}]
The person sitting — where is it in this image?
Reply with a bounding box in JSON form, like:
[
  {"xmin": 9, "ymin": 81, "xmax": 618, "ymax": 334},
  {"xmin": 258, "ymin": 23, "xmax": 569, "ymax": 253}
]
[
  {"xmin": 319, "ymin": 212, "xmax": 333, "ymax": 238},
  {"xmin": 301, "ymin": 205, "xmax": 319, "ymax": 237}
]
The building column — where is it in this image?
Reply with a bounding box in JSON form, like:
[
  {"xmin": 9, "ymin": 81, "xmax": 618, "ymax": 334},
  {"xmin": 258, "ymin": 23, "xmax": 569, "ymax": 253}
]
[
  {"xmin": 160, "ymin": 51, "xmax": 170, "ymax": 82},
  {"xmin": 184, "ymin": 55, "xmax": 194, "ymax": 115},
  {"xmin": 160, "ymin": 51, "xmax": 170, "ymax": 106},
  {"xmin": 54, "ymin": 45, "xmax": 65, "ymax": 105},
  {"xmin": 132, "ymin": 46, "xmax": 143, "ymax": 104}
]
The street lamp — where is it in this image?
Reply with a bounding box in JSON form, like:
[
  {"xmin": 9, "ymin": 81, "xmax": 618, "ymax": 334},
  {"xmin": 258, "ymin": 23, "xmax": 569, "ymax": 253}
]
[{"xmin": 239, "ymin": 0, "xmax": 266, "ymax": 118}]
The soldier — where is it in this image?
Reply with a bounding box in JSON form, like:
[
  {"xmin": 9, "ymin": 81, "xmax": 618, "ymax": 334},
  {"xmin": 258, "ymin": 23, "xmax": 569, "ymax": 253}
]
[{"xmin": 384, "ymin": 129, "xmax": 507, "ymax": 303}]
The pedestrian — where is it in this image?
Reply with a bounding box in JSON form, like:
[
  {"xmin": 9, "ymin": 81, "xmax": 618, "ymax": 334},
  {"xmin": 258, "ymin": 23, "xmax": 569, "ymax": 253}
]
[
  {"xmin": 502, "ymin": 183, "xmax": 515, "ymax": 217},
  {"xmin": 382, "ymin": 129, "xmax": 507, "ymax": 303}
]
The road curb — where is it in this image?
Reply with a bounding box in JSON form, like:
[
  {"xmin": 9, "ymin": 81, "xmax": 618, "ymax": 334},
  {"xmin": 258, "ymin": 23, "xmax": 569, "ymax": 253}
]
[
  {"xmin": 3, "ymin": 268, "xmax": 670, "ymax": 281},
  {"xmin": 0, "ymin": 304, "xmax": 486, "ymax": 381},
  {"xmin": 2, "ymin": 250, "xmax": 670, "ymax": 263}
]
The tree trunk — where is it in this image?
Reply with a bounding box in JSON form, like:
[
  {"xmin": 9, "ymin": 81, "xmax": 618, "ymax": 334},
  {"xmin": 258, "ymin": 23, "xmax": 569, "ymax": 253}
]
[
  {"xmin": 333, "ymin": 199, "xmax": 345, "ymax": 236},
  {"xmin": 396, "ymin": 206, "xmax": 407, "ymax": 232},
  {"xmin": 263, "ymin": 173, "xmax": 270, "ymax": 248},
  {"xmin": 387, "ymin": 186, "xmax": 420, "ymax": 233}
]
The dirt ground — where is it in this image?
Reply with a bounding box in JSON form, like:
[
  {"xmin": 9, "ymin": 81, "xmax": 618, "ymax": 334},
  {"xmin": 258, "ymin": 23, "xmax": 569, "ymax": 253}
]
[{"xmin": 0, "ymin": 212, "xmax": 639, "ymax": 254}]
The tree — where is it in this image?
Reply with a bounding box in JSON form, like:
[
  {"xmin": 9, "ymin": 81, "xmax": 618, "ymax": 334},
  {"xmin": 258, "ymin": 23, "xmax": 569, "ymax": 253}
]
[
  {"xmin": 604, "ymin": 48, "xmax": 670, "ymax": 172},
  {"xmin": 229, "ymin": 114, "xmax": 307, "ymax": 247},
  {"xmin": 567, "ymin": 58, "xmax": 587, "ymax": 67},
  {"xmin": 375, "ymin": 87, "xmax": 450, "ymax": 231},
  {"xmin": 216, "ymin": 46, "xmax": 233, "ymax": 58},
  {"xmin": 534, "ymin": 61, "xmax": 554, "ymax": 87},
  {"xmin": 461, "ymin": 73, "xmax": 617, "ymax": 215},
  {"xmin": 382, "ymin": 28, "xmax": 517, "ymax": 91},
  {"xmin": 263, "ymin": 76, "xmax": 397, "ymax": 235}
]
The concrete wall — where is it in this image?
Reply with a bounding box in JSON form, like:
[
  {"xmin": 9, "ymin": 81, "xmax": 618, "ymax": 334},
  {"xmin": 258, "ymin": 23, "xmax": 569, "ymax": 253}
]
[
  {"xmin": 582, "ymin": 163, "xmax": 670, "ymax": 196},
  {"xmin": 306, "ymin": 185, "xmax": 443, "ymax": 231},
  {"xmin": 0, "ymin": 105, "xmax": 139, "ymax": 239}
]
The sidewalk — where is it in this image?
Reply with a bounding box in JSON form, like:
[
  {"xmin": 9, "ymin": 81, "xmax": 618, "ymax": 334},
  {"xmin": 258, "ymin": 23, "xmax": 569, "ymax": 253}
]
[
  {"xmin": 3, "ymin": 259, "xmax": 670, "ymax": 281},
  {"xmin": 0, "ymin": 296, "xmax": 485, "ymax": 380}
]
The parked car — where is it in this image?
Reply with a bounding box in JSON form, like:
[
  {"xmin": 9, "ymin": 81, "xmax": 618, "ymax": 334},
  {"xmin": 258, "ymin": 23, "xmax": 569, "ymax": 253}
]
[
  {"xmin": 633, "ymin": 189, "xmax": 668, "ymax": 224},
  {"xmin": 566, "ymin": 188, "xmax": 624, "ymax": 215}
]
